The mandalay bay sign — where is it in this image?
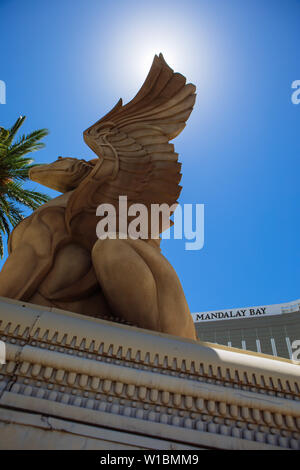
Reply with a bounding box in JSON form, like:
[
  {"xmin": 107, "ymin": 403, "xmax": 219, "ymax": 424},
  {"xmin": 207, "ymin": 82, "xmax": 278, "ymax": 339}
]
[{"xmin": 192, "ymin": 299, "xmax": 300, "ymax": 323}]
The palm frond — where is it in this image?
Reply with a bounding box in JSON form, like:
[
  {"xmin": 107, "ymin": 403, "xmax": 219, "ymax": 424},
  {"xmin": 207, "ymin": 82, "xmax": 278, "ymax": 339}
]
[
  {"xmin": 0, "ymin": 116, "xmax": 50, "ymax": 258},
  {"xmin": 6, "ymin": 116, "xmax": 26, "ymax": 145}
]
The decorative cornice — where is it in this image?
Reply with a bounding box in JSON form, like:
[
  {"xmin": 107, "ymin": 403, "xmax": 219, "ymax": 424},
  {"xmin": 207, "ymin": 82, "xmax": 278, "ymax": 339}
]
[{"xmin": 0, "ymin": 296, "xmax": 299, "ymax": 450}]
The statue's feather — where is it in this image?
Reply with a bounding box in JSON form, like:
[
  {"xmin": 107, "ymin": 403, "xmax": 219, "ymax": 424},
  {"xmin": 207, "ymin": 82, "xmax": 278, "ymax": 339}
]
[{"xmin": 68, "ymin": 54, "xmax": 196, "ymax": 238}]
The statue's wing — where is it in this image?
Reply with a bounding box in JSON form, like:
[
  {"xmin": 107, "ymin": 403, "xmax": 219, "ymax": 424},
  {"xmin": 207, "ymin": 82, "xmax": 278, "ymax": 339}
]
[{"xmin": 70, "ymin": 54, "xmax": 196, "ymax": 238}]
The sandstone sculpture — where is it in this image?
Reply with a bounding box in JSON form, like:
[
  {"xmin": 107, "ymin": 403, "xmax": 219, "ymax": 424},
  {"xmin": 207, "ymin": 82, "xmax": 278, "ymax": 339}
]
[{"xmin": 0, "ymin": 54, "xmax": 197, "ymax": 340}]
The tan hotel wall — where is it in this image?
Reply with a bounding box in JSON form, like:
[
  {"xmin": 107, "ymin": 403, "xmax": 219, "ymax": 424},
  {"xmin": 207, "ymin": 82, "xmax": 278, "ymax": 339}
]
[{"xmin": 195, "ymin": 310, "xmax": 300, "ymax": 360}]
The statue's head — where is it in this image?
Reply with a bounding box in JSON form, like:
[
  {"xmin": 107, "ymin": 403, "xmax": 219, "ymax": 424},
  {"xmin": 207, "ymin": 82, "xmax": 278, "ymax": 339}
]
[{"xmin": 29, "ymin": 156, "xmax": 96, "ymax": 193}]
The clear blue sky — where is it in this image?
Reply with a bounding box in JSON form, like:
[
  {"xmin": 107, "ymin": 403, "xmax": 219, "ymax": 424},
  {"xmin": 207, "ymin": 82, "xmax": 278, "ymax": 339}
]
[{"xmin": 0, "ymin": 0, "xmax": 299, "ymax": 312}]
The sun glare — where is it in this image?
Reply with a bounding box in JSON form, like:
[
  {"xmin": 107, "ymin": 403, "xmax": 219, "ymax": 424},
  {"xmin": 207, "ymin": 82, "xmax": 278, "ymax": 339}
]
[
  {"xmin": 87, "ymin": 9, "xmax": 219, "ymax": 114},
  {"xmin": 119, "ymin": 29, "xmax": 193, "ymax": 87},
  {"xmin": 102, "ymin": 12, "xmax": 205, "ymax": 98}
]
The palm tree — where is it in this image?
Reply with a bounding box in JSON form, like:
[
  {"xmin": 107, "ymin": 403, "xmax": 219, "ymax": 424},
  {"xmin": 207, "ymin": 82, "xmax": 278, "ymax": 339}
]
[{"xmin": 0, "ymin": 116, "xmax": 50, "ymax": 257}]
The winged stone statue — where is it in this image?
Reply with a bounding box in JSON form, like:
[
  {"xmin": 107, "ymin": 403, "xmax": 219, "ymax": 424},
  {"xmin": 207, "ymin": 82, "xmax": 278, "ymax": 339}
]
[{"xmin": 0, "ymin": 54, "xmax": 197, "ymax": 340}]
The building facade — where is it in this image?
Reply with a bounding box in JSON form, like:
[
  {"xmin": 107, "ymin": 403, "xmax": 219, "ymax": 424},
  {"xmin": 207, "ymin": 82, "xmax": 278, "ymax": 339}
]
[
  {"xmin": 193, "ymin": 299, "xmax": 300, "ymax": 361},
  {"xmin": 0, "ymin": 296, "xmax": 300, "ymax": 450}
]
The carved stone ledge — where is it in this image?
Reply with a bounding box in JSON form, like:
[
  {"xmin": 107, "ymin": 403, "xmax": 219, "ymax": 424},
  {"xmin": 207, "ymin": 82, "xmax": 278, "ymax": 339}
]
[{"xmin": 0, "ymin": 296, "xmax": 299, "ymax": 450}]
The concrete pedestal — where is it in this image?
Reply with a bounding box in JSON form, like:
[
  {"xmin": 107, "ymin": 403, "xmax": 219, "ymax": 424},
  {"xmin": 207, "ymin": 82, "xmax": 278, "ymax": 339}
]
[{"xmin": 0, "ymin": 297, "xmax": 299, "ymax": 450}]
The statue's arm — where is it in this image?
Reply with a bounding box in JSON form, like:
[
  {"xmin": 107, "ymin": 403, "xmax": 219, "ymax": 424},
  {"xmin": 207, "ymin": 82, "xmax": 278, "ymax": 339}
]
[
  {"xmin": 0, "ymin": 212, "xmax": 54, "ymax": 301},
  {"xmin": 0, "ymin": 242, "xmax": 41, "ymax": 300}
]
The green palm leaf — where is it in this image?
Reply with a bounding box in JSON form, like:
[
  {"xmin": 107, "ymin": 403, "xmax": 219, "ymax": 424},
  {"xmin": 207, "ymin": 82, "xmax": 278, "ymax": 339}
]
[{"xmin": 0, "ymin": 116, "xmax": 50, "ymax": 258}]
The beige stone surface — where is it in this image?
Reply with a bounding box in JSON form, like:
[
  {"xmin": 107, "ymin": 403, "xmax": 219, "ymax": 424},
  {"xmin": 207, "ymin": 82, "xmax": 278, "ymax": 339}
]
[
  {"xmin": 0, "ymin": 296, "xmax": 299, "ymax": 450},
  {"xmin": 0, "ymin": 408, "xmax": 196, "ymax": 450}
]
